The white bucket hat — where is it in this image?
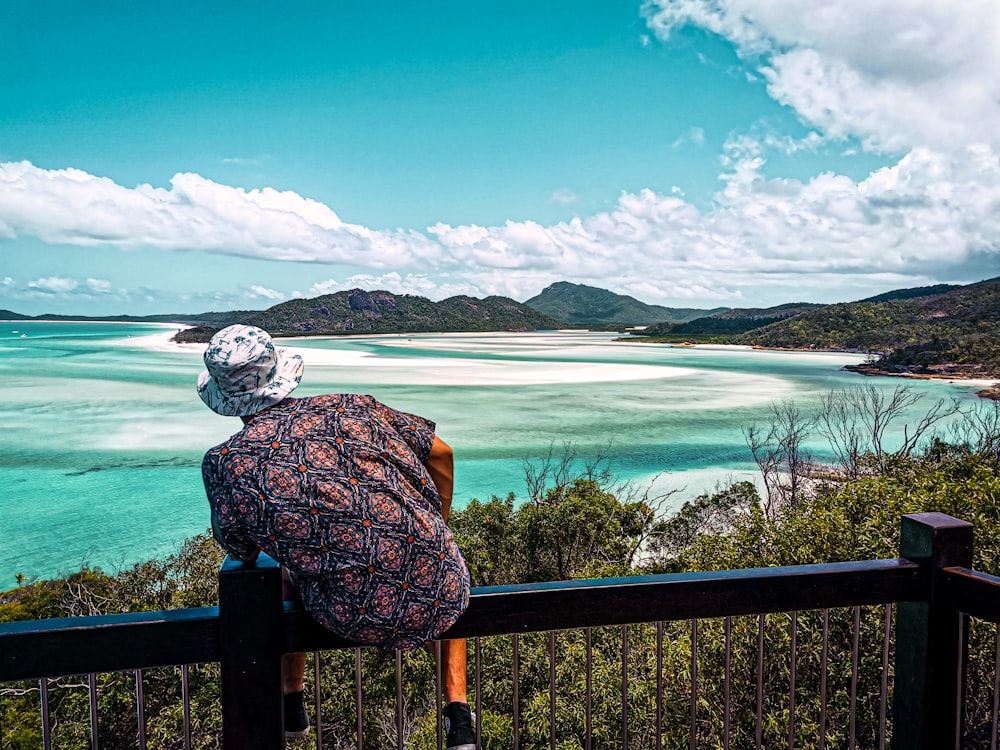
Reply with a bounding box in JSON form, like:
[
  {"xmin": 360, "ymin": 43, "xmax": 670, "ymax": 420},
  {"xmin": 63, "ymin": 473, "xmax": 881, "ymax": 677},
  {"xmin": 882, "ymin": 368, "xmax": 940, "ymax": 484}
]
[{"xmin": 197, "ymin": 325, "xmax": 304, "ymax": 417}]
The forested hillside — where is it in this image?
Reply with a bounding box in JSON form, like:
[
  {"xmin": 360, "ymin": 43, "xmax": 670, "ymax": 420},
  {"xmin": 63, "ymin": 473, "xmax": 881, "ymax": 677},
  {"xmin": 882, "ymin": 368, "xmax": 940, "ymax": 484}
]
[
  {"xmin": 861, "ymin": 283, "xmax": 961, "ymax": 303},
  {"xmin": 738, "ymin": 280, "xmax": 1000, "ymax": 377},
  {"xmin": 174, "ymin": 289, "xmax": 562, "ymax": 342},
  {"xmin": 643, "ymin": 302, "xmax": 823, "ymax": 336},
  {"xmin": 524, "ymin": 281, "xmax": 725, "ymax": 326}
]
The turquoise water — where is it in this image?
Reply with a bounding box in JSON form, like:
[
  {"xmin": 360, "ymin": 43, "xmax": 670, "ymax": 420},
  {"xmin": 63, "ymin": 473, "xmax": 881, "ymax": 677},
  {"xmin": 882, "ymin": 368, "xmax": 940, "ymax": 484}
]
[{"xmin": 0, "ymin": 322, "xmax": 989, "ymax": 585}]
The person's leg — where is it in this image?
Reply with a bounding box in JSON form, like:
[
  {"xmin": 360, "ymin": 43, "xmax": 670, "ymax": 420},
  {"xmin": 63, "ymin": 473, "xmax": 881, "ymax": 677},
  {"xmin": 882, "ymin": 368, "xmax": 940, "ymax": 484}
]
[
  {"xmin": 438, "ymin": 639, "xmax": 476, "ymax": 748},
  {"xmin": 439, "ymin": 638, "xmax": 468, "ymax": 703},
  {"xmin": 281, "ymin": 568, "xmax": 310, "ymax": 739},
  {"xmin": 283, "ymin": 653, "xmax": 306, "ymax": 693},
  {"xmin": 281, "ymin": 568, "xmax": 308, "ymax": 693}
]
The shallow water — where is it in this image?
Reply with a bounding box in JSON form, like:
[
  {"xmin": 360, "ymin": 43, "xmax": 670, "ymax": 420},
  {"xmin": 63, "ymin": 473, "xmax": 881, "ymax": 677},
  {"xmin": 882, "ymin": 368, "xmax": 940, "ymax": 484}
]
[{"xmin": 0, "ymin": 323, "xmax": 988, "ymax": 584}]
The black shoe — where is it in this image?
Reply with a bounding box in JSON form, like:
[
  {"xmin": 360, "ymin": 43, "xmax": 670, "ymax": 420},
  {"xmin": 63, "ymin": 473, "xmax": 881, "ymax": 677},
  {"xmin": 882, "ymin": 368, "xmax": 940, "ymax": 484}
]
[
  {"xmin": 284, "ymin": 690, "xmax": 310, "ymax": 741},
  {"xmin": 443, "ymin": 701, "xmax": 477, "ymax": 750}
]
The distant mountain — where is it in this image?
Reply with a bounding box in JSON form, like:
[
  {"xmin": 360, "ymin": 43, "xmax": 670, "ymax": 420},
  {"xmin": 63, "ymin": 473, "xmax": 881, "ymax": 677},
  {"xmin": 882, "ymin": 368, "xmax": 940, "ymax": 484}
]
[
  {"xmin": 11, "ymin": 277, "xmax": 999, "ymax": 382},
  {"xmin": 436, "ymin": 295, "xmax": 562, "ymax": 329},
  {"xmin": 173, "ymin": 289, "xmax": 562, "ymax": 342},
  {"xmin": 739, "ymin": 280, "xmax": 1000, "ymax": 377},
  {"xmin": 860, "ymin": 283, "xmax": 962, "ymax": 304},
  {"xmin": 523, "ymin": 281, "xmax": 726, "ymax": 326},
  {"xmin": 642, "ymin": 303, "xmax": 824, "ymax": 336}
]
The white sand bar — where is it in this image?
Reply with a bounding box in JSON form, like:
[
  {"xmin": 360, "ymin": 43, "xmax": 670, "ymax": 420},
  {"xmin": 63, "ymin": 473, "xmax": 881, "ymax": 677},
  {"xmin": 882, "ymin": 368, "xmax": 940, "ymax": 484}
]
[{"xmin": 127, "ymin": 329, "xmax": 698, "ymax": 386}]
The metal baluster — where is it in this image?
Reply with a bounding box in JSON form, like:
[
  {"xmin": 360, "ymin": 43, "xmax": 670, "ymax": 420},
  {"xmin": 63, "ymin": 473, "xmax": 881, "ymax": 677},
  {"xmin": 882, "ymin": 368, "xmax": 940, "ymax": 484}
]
[
  {"xmin": 879, "ymin": 606, "xmax": 891, "ymax": 750},
  {"xmin": 89, "ymin": 672, "xmax": 100, "ymax": 750},
  {"xmin": 958, "ymin": 614, "xmax": 969, "ymax": 747},
  {"xmin": 182, "ymin": 665, "xmax": 191, "ymax": 750},
  {"xmin": 313, "ymin": 652, "xmax": 324, "ymax": 750},
  {"xmin": 656, "ymin": 622, "xmax": 663, "ymax": 750},
  {"xmin": 550, "ymin": 630, "xmax": 557, "ymax": 750},
  {"xmin": 396, "ymin": 649, "xmax": 404, "ymax": 750},
  {"xmin": 475, "ymin": 637, "xmax": 482, "ymax": 750},
  {"xmin": 622, "ymin": 624, "xmax": 629, "ymax": 750},
  {"xmin": 357, "ymin": 648, "xmax": 365, "ymax": 750},
  {"xmin": 757, "ymin": 614, "xmax": 765, "ymax": 750},
  {"xmin": 40, "ymin": 678, "xmax": 52, "ymax": 750},
  {"xmin": 991, "ymin": 624, "xmax": 1000, "ymax": 750},
  {"xmin": 690, "ymin": 619, "xmax": 698, "ymax": 750},
  {"xmin": 135, "ymin": 670, "xmax": 147, "ymax": 750},
  {"xmin": 586, "ymin": 628, "xmax": 593, "ymax": 750},
  {"xmin": 789, "ymin": 612, "xmax": 797, "ymax": 750},
  {"xmin": 849, "ymin": 606, "xmax": 861, "ymax": 750},
  {"xmin": 724, "ymin": 616, "xmax": 732, "ymax": 750},
  {"xmin": 820, "ymin": 610, "xmax": 829, "ymax": 750},
  {"xmin": 513, "ymin": 634, "xmax": 520, "ymax": 750}
]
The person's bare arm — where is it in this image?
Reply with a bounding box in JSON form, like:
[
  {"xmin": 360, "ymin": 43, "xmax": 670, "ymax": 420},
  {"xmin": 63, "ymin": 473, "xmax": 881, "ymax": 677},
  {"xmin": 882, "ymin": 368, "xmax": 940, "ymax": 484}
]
[{"xmin": 425, "ymin": 436, "xmax": 454, "ymax": 520}]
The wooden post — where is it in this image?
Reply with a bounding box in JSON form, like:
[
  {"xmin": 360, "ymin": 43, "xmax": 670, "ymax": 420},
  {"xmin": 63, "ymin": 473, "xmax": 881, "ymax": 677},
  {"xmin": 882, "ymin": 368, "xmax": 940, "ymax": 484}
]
[
  {"xmin": 219, "ymin": 554, "xmax": 285, "ymax": 750},
  {"xmin": 892, "ymin": 512, "xmax": 972, "ymax": 750}
]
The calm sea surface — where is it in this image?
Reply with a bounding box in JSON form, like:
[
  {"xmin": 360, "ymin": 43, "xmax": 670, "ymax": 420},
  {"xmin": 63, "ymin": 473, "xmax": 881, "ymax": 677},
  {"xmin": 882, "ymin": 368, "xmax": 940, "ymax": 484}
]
[{"xmin": 0, "ymin": 322, "xmax": 988, "ymax": 585}]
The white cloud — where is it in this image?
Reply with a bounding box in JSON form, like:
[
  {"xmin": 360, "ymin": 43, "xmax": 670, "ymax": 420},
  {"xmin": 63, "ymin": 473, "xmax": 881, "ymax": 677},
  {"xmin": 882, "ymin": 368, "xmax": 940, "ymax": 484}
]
[
  {"xmin": 247, "ymin": 285, "xmax": 284, "ymax": 300},
  {"xmin": 672, "ymin": 126, "xmax": 706, "ymax": 148},
  {"xmin": 1, "ymin": 275, "xmax": 134, "ymax": 305},
  {"xmin": 27, "ymin": 276, "xmax": 78, "ymax": 294},
  {"xmin": 548, "ymin": 188, "xmax": 580, "ymax": 205},
  {"xmin": 2, "ymin": 149, "xmax": 999, "ymax": 308},
  {"xmin": 308, "ymin": 273, "xmax": 479, "ymax": 300},
  {"xmin": 642, "ymin": 0, "xmax": 1000, "ymax": 153},
  {"xmin": 0, "ymin": 162, "xmax": 440, "ymax": 267},
  {"xmin": 221, "ymin": 155, "xmax": 270, "ymax": 167},
  {"xmin": 3, "ymin": 0, "xmax": 1000, "ymax": 311}
]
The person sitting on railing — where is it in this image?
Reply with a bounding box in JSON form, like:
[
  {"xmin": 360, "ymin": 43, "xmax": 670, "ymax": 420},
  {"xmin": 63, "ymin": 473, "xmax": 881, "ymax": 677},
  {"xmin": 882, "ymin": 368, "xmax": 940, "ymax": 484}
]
[{"xmin": 196, "ymin": 324, "xmax": 476, "ymax": 749}]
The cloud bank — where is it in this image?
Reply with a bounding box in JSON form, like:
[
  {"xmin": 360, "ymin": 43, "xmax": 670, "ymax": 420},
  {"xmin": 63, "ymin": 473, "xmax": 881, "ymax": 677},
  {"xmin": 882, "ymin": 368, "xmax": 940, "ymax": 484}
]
[
  {"xmin": 642, "ymin": 0, "xmax": 1000, "ymax": 154},
  {"xmin": 2, "ymin": 0, "xmax": 999, "ymax": 308}
]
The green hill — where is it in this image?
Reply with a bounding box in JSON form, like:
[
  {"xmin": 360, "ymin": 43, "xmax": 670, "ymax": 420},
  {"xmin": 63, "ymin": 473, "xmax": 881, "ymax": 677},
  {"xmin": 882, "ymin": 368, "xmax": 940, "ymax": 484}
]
[
  {"xmin": 860, "ymin": 283, "xmax": 962, "ymax": 303},
  {"xmin": 643, "ymin": 303, "xmax": 824, "ymax": 336},
  {"xmin": 0, "ymin": 310, "xmax": 31, "ymax": 321},
  {"xmin": 739, "ymin": 280, "xmax": 1000, "ymax": 377},
  {"xmin": 523, "ymin": 281, "xmax": 726, "ymax": 327},
  {"xmin": 173, "ymin": 289, "xmax": 562, "ymax": 342},
  {"xmin": 436, "ymin": 294, "xmax": 564, "ymax": 330}
]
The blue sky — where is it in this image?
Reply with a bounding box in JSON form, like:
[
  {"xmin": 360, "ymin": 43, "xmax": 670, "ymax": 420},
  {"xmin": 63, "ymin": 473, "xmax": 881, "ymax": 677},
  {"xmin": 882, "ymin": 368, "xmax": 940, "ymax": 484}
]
[{"xmin": 1, "ymin": 0, "xmax": 998, "ymax": 315}]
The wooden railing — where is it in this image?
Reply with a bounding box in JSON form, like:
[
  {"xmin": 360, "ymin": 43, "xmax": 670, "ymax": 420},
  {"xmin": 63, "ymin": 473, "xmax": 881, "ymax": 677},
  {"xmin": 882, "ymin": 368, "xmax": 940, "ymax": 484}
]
[{"xmin": 1, "ymin": 512, "xmax": 996, "ymax": 749}]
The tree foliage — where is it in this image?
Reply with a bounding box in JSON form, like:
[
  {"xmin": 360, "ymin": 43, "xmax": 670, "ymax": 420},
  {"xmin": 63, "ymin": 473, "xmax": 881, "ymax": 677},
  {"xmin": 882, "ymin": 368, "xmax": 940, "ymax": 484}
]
[
  {"xmin": 4, "ymin": 404, "xmax": 1000, "ymax": 748},
  {"xmin": 173, "ymin": 289, "xmax": 562, "ymax": 343},
  {"xmin": 738, "ymin": 279, "xmax": 1000, "ymax": 377}
]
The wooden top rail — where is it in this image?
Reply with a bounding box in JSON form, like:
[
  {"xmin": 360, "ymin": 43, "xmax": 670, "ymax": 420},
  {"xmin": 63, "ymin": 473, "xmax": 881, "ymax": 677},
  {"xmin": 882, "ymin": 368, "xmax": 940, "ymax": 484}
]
[
  {"xmin": 283, "ymin": 557, "xmax": 924, "ymax": 651},
  {"xmin": 0, "ymin": 606, "xmax": 219, "ymax": 682},
  {"xmin": 0, "ymin": 607, "xmax": 219, "ymax": 682},
  {"xmin": 2, "ymin": 557, "xmax": 923, "ymax": 683},
  {"xmin": 941, "ymin": 566, "xmax": 1000, "ymax": 622}
]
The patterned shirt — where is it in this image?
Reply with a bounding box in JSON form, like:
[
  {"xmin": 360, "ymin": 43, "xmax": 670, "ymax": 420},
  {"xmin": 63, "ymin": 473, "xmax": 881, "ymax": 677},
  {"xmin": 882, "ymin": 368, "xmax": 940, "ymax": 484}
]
[{"xmin": 202, "ymin": 394, "xmax": 470, "ymax": 649}]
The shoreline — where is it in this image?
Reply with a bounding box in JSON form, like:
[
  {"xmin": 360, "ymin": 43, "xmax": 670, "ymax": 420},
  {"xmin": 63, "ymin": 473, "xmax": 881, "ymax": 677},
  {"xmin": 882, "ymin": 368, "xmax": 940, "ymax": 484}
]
[
  {"xmin": 125, "ymin": 327, "xmax": 700, "ymax": 386},
  {"xmin": 622, "ymin": 335, "xmax": 1000, "ymax": 396},
  {"xmin": 843, "ymin": 363, "xmax": 999, "ymax": 399},
  {"xmin": 131, "ymin": 327, "xmax": 1000, "ymax": 397}
]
